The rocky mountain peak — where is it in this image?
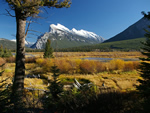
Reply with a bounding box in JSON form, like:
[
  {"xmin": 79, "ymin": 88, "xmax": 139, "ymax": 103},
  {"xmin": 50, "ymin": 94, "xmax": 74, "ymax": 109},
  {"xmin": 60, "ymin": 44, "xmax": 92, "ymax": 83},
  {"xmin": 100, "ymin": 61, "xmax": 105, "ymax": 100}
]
[{"xmin": 31, "ymin": 23, "xmax": 104, "ymax": 49}]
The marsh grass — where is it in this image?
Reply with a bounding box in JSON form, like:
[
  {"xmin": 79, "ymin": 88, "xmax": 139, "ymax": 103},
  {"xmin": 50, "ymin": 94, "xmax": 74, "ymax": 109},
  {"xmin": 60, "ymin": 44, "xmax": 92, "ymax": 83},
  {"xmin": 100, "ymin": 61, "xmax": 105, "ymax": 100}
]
[
  {"xmin": 36, "ymin": 58, "xmax": 140, "ymax": 74},
  {"xmin": 28, "ymin": 51, "xmax": 143, "ymax": 58},
  {"xmin": 1, "ymin": 57, "xmax": 141, "ymax": 92},
  {"xmin": 0, "ymin": 52, "xmax": 144, "ymax": 112}
]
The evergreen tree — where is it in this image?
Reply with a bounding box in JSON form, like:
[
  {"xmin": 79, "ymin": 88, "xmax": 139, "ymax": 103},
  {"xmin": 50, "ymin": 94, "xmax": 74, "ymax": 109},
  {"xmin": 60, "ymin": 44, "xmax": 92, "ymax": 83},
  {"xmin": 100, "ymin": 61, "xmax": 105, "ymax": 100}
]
[
  {"xmin": 7, "ymin": 49, "xmax": 13, "ymax": 57},
  {"xmin": 137, "ymin": 12, "xmax": 150, "ymax": 112},
  {"xmin": 50, "ymin": 65, "xmax": 63, "ymax": 99},
  {"xmin": 2, "ymin": 48, "xmax": 13, "ymax": 58},
  {"xmin": 0, "ymin": 45, "xmax": 4, "ymax": 57},
  {"xmin": 44, "ymin": 65, "xmax": 63, "ymax": 112},
  {"xmin": 43, "ymin": 39, "xmax": 54, "ymax": 58},
  {"xmin": 3, "ymin": 0, "xmax": 71, "ymax": 111},
  {"xmin": 0, "ymin": 45, "xmax": 12, "ymax": 58}
]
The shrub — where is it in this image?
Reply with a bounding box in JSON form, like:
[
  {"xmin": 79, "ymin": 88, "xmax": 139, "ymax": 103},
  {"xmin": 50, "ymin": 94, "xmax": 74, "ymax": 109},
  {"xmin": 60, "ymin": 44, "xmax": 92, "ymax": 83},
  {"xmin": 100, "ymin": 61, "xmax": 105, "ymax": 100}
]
[
  {"xmin": 79, "ymin": 60, "xmax": 96, "ymax": 74},
  {"xmin": 56, "ymin": 59, "xmax": 73, "ymax": 74},
  {"xmin": 36, "ymin": 58, "xmax": 46, "ymax": 66},
  {"xmin": 123, "ymin": 61, "xmax": 134, "ymax": 71},
  {"xmin": 74, "ymin": 59, "xmax": 82, "ymax": 73},
  {"xmin": 0, "ymin": 58, "xmax": 6, "ymax": 65},
  {"xmin": 42, "ymin": 59, "xmax": 54, "ymax": 73},
  {"xmin": 109, "ymin": 59, "xmax": 125, "ymax": 71},
  {"xmin": 56, "ymin": 86, "xmax": 139, "ymax": 113},
  {"xmin": 95, "ymin": 61, "xmax": 106, "ymax": 73},
  {"xmin": 36, "ymin": 58, "xmax": 140, "ymax": 75},
  {"xmin": 5, "ymin": 57, "xmax": 15, "ymax": 63},
  {"xmin": 133, "ymin": 61, "xmax": 140, "ymax": 70},
  {"xmin": 25, "ymin": 57, "xmax": 37, "ymax": 63}
]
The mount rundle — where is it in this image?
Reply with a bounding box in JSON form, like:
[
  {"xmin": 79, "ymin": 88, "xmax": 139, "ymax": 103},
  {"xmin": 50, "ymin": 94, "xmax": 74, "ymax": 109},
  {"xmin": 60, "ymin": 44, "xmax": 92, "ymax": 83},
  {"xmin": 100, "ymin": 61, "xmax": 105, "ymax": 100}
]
[{"xmin": 31, "ymin": 24, "xmax": 104, "ymax": 49}]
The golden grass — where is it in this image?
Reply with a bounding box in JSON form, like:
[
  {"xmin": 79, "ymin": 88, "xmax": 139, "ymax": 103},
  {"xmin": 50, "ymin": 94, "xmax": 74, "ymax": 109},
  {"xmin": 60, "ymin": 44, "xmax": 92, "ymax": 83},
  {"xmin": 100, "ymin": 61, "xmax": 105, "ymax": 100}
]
[
  {"xmin": 26, "ymin": 51, "xmax": 143, "ymax": 58},
  {"xmin": 0, "ymin": 70, "xmax": 140, "ymax": 92},
  {"xmin": 0, "ymin": 62, "xmax": 141, "ymax": 91},
  {"xmin": 54, "ymin": 51, "xmax": 143, "ymax": 58},
  {"xmin": 0, "ymin": 51, "xmax": 143, "ymax": 92},
  {"xmin": 59, "ymin": 71, "xmax": 140, "ymax": 91}
]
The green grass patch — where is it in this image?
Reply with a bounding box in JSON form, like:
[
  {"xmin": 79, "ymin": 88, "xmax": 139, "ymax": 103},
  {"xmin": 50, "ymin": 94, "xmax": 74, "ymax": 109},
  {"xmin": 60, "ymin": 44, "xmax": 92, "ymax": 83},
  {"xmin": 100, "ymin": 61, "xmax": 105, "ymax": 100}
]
[{"xmin": 60, "ymin": 78, "xmax": 91, "ymax": 85}]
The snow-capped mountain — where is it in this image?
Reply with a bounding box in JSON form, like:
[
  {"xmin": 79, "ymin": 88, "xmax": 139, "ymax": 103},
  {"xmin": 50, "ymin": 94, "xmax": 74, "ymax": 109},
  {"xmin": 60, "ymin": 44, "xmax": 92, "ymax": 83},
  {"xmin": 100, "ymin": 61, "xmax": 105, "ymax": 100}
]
[
  {"xmin": 32, "ymin": 24, "xmax": 104, "ymax": 49},
  {"xmin": 49, "ymin": 23, "xmax": 103, "ymax": 41}
]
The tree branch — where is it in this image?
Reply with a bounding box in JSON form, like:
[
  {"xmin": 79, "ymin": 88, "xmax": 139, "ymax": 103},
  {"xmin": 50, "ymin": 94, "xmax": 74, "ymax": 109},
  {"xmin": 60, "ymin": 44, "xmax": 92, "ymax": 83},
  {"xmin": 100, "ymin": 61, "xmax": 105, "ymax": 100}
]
[
  {"xmin": 25, "ymin": 17, "xmax": 32, "ymax": 37},
  {"xmin": 25, "ymin": 17, "xmax": 43, "ymax": 38},
  {"xmin": 5, "ymin": 9, "xmax": 15, "ymax": 17},
  {"xmin": 27, "ymin": 33, "xmax": 39, "ymax": 37},
  {"xmin": 28, "ymin": 30, "xmax": 43, "ymax": 34}
]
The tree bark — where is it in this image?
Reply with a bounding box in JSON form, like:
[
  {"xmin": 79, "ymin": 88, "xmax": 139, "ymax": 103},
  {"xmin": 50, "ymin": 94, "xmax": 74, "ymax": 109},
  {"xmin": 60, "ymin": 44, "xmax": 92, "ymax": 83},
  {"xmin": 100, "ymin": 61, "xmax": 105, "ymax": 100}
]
[{"xmin": 12, "ymin": 10, "xmax": 26, "ymax": 111}]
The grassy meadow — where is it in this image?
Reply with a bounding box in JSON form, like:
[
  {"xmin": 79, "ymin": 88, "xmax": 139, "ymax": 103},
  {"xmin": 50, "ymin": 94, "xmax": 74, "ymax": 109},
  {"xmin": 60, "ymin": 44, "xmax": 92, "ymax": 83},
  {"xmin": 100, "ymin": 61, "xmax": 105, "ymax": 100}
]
[
  {"xmin": 0, "ymin": 51, "xmax": 143, "ymax": 92},
  {"xmin": 1, "ymin": 51, "xmax": 146, "ymax": 112}
]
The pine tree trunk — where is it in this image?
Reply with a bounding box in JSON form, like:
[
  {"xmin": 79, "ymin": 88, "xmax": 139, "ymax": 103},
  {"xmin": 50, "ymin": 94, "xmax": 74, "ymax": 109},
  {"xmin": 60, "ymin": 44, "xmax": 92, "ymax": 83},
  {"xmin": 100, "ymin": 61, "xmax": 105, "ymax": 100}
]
[{"xmin": 12, "ymin": 10, "xmax": 26, "ymax": 111}]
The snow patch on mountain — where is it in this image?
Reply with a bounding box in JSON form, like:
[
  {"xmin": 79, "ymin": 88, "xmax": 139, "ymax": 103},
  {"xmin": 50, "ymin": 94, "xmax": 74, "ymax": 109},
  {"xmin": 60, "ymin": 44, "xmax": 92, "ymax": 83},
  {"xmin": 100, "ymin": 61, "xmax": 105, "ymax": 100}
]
[{"xmin": 49, "ymin": 23, "xmax": 104, "ymax": 41}]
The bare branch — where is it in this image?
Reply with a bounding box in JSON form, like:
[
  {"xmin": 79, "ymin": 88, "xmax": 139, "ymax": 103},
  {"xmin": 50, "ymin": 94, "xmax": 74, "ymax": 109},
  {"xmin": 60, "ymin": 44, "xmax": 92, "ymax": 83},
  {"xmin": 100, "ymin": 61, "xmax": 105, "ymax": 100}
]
[
  {"xmin": 25, "ymin": 16, "xmax": 43, "ymax": 39},
  {"xmin": 26, "ymin": 36, "xmax": 38, "ymax": 39},
  {"xmin": 28, "ymin": 30, "xmax": 43, "ymax": 34},
  {"xmin": 5, "ymin": 9, "xmax": 15, "ymax": 17},
  {"xmin": 11, "ymin": 34, "xmax": 16, "ymax": 37},
  {"xmin": 30, "ymin": 20, "xmax": 42, "ymax": 25},
  {"xmin": 25, "ymin": 17, "xmax": 33, "ymax": 37},
  {"xmin": 26, "ymin": 36, "xmax": 37, "ymax": 39},
  {"xmin": 28, "ymin": 33, "xmax": 39, "ymax": 37},
  {"xmin": 42, "ymin": 7, "xmax": 48, "ymax": 14}
]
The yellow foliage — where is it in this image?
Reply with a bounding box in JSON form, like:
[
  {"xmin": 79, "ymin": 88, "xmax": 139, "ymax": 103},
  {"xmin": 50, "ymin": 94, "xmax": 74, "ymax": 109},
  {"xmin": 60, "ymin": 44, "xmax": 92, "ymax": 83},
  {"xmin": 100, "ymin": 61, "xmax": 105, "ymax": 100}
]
[
  {"xmin": 42, "ymin": 59, "xmax": 54, "ymax": 72},
  {"xmin": 79, "ymin": 60, "xmax": 96, "ymax": 74},
  {"xmin": 75, "ymin": 59, "xmax": 82, "ymax": 73},
  {"xmin": 95, "ymin": 61, "xmax": 106, "ymax": 73},
  {"xmin": 36, "ymin": 58, "xmax": 44, "ymax": 65},
  {"xmin": 109, "ymin": 59, "xmax": 125, "ymax": 71},
  {"xmin": 55, "ymin": 59, "xmax": 73, "ymax": 74},
  {"xmin": 36, "ymin": 58, "xmax": 48, "ymax": 67},
  {"xmin": 124, "ymin": 61, "xmax": 134, "ymax": 71},
  {"xmin": 35, "ymin": 57, "xmax": 140, "ymax": 74}
]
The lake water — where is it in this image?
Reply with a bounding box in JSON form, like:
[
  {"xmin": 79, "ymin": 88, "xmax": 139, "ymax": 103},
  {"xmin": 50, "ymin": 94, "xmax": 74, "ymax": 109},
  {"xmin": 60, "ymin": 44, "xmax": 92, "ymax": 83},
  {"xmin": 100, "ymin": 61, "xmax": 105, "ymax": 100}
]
[
  {"xmin": 81, "ymin": 57, "xmax": 139, "ymax": 62},
  {"xmin": 12, "ymin": 53, "xmax": 35, "ymax": 57}
]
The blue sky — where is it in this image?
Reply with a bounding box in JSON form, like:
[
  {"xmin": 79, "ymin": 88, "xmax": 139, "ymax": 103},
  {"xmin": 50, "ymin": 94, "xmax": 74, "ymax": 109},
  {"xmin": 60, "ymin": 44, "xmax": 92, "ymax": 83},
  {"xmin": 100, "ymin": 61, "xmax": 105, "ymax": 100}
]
[{"xmin": 0, "ymin": 0, "xmax": 150, "ymax": 43}]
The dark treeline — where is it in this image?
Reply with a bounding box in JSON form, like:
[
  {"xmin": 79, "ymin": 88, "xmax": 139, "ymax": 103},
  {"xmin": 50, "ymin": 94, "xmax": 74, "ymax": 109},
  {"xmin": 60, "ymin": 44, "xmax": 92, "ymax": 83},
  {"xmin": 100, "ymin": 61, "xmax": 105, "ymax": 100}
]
[
  {"xmin": 11, "ymin": 48, "xmax": 141, "ymax": 52},
  {"xmin": 17, "ymin": 45, "xmax": 142, "ymax": 52}
]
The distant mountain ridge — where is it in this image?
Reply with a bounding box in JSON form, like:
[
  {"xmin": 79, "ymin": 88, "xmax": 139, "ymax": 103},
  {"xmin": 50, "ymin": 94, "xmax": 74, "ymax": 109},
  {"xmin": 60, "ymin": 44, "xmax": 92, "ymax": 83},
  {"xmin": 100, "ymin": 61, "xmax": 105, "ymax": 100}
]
[
  {"xmin": 105, "ymin": 17, "xmax": 150, "ymax": 42},
  {"xmin": 60, "ymin": 37, "xmax": 146, "ymax": 52},
  {"xmin": 31, "ymin": 23, "xmax": 104, "ymax": 49},
  {"xmin": 11, "ymin": 39, "xmax": 34, "ymax": 47},
  {"xmin": 0, "ymin": 38, "xmax": 34, "ymax": 50},
  {"xmin": 0, "ymin": 38, "xmax": 16, "ymax": 49}
]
